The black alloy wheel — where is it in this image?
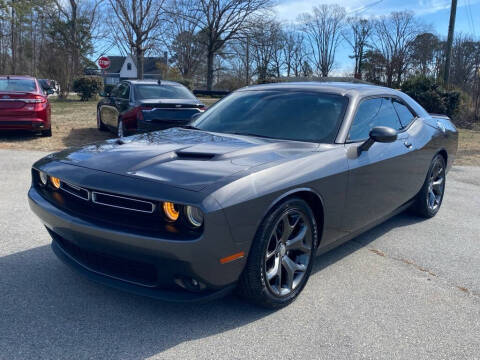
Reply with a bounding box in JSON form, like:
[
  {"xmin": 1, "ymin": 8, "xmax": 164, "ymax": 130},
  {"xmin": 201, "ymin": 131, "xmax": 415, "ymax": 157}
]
[
  {"xmin": 237, "ymin": 198, "xmax": 317, "ymax": 308},
  {"xmin": 412, "ymin": 154, "xmax": 446, "ymax": 218}
]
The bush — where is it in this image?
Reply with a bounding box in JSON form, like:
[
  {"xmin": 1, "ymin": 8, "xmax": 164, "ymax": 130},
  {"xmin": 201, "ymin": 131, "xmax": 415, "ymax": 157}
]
[
  {"xmin": 72, "ymin": 76, "xmax": 103, "ymax": 101},
  {"xmin": 401, "ymin": 76, "xmax": 461, "ymax": 117}
]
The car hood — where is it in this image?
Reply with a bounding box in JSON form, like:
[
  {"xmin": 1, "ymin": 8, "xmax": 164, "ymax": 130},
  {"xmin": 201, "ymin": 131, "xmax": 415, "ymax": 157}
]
[{"xmin": 51, "ymin": 128, "xmax": 321, "ymax": 191}]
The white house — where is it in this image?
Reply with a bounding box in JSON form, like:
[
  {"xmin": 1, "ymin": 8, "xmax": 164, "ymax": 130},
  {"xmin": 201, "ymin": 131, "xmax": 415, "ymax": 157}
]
[{"xmin": 101, "ymin": 54, "xmax": 167, "ymax": 85}]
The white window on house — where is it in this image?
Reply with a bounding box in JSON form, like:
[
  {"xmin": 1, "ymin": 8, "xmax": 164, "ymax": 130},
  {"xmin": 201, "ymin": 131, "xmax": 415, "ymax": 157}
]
[
  {"xmin": 127, "ymin": 63, "xmax": 132, "ymax": 71},
  {"xmin": 105, "ymin": 77, "xmax": 119, "ymax": 85}
]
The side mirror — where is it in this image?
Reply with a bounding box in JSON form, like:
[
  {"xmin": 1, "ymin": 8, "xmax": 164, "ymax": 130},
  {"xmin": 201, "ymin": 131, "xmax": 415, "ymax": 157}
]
[
  {"xmin": 46, "ymin": 89, "xmax": 54, "ymax": 95},
  {"xmin": 358, "ymin": 126, "xmax": 397, "ymax": 154},
  {"xmin": 191, "ymin": 112, "xmax": 202, "ymax": 121}
]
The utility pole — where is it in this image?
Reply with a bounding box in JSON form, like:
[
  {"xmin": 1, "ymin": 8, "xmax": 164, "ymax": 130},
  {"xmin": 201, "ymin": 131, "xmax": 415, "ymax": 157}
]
[{"xmin": 443, "ymin": 0, "xmax": 457, "ymax": 85}]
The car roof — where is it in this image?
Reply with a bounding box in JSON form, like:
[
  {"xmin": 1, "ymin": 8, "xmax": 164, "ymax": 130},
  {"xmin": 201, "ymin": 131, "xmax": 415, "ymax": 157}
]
[
  {"xmin": 237, "ymin": 81, "xmax": 400, "ymax": 98},
  {"xmin": 125, "ymin": 79, "xmax": 183, "ymax": 86},
  {"xmin": 0, "ymin": 75, "xmax": 36, "ymax": 80}
]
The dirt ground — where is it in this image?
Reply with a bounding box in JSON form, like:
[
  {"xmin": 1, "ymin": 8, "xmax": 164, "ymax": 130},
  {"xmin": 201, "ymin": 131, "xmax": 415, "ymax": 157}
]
[{"xmin": 0, "ymin": 97, "xmax": 479, "ymax": 166}]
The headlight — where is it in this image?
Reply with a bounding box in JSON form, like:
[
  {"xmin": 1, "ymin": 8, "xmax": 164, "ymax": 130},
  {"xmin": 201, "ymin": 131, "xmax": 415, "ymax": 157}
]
[
  {"xmin": 39, "ymin": 171, "xmax": 48, "ymax": 186},
  {"xmin": 185, "ymin": 206, "xmax": 204, "ymax": 227},
  {"xmin": 163, "ymin": 202, "xmax": 179, "ymax": 221},
  {"xmin": 50, "ymin": 176, "xmax": 61, "ymax": 189}
]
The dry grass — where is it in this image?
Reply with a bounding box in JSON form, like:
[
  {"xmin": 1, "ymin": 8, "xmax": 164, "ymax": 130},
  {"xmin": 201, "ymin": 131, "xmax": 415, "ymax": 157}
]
[
  {"xmin": 456, "ymin": 128, "xmax": 480, "ymax": 166},
  {"xmin": 0, "ymin": 97, "xmax": 479, "ymax": 167}
]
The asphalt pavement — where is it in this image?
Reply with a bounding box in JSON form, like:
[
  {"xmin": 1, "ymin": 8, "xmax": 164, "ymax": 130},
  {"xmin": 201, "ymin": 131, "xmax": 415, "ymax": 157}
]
[{"xmin": 1, "ymin": 149, "xmax": 479, "ymax": 359}]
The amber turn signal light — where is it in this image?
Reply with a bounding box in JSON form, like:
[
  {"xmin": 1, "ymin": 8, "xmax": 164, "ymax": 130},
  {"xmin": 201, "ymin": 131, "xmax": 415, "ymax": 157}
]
[
  {"xmin": 220, "ymin": 251, "xmax": 245, "ymax": 264},
  {"xmin": 50, "ymin": 176, "xmax": 61, "ymax": 189},
  {"xmin": 163, "ymin": 202, "xmax": 179, "ymax": 221}
]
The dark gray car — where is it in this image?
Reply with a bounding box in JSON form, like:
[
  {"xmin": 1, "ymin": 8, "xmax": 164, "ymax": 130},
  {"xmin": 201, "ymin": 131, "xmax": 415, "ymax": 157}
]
[{"xmin": 29, "ymin": 82, "xmax": 458, "ymax": 308}]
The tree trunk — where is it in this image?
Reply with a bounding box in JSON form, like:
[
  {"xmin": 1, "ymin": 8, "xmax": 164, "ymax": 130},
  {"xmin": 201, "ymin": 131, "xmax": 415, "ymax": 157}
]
[
  {"xmin": 136, "ymin": 47, "xmax": 144, "ymax": 79},
  {"xmin": 206, "ymin": 50, "xmax": 214, "ymax": 90},
  {"xmin": 10, "ymin": 3, "xmax": 16, "ymax": 74}
]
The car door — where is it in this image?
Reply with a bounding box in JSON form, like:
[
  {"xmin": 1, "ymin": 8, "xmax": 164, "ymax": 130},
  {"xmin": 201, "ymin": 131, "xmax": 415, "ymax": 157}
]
[
  {"xmin": 100, "ymin": 84, "xmax": 120, "ymax": 127},
  {"xmin": 114, "ymin": 82, "xmax": 131, "ymax": 122},
  {"xmin": 343, "ymin": 96, "xmax": 416, "ymax": 233}
]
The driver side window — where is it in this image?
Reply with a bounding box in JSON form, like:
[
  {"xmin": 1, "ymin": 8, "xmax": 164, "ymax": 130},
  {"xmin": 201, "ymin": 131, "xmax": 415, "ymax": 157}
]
[
  {"xmin": 117, "ymin": 83, "xmax": 130, "ymax": 100},
  {"xmin": 348, "ymin": 97, "xmax": 403, "ymax": 141}
]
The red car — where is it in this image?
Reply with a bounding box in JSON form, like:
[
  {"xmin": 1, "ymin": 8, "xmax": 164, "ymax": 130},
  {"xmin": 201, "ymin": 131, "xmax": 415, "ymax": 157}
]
[{"xmin": 0, "ymin": 75, "xmax": 53, "ymax": 136}]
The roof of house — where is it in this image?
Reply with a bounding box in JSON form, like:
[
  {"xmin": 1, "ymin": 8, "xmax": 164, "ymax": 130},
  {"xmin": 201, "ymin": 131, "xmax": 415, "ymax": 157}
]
[{"xmin": 104, "ymin": 56, "xmax": 166, "ymax": 74}]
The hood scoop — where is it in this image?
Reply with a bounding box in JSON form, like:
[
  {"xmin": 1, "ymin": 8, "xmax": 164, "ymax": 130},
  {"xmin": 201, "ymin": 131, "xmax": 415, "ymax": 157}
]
[{"xmin": 175, "ymin": 150, "xmax": 216, "ymax": 161}]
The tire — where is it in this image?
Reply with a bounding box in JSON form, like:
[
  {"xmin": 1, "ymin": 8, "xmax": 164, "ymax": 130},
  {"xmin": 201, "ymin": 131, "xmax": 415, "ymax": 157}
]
[
  {"xmin": 411, "ymin": 154, "xmax": 446, "ymax": 218},
  {"xmin": 97, "ymin": 108, "xmax": 107, "ymax": 131},
  {"xmin": 117, "ymin": 118, "xmax": 124, "ymax": 138},
  {"xmin": 237, "ymin": 198, "xmax": 318, "ymax": 309},
  {"xmin": 41, "ymin": 128, "xmax": 52, "ymax": 137}
]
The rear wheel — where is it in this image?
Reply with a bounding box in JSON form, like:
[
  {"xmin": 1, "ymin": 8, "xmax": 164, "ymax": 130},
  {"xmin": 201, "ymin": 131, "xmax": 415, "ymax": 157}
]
[
  {"xmin": 117, "ymin": 118, "xmax": 124, "ymax": 137},
  {"xmin": 237, "ymin": 198, "xmax": 317, "ymax": 308},
  {"xmin": 411, "ymin": 154, "xmax": 446, "ymax": 218}
]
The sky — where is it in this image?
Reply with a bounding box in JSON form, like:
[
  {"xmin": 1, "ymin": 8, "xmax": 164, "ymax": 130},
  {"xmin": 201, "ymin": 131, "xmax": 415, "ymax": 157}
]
[{"xmin": 272, "ymin": 0, "xmax": 480, "ymax": 75}]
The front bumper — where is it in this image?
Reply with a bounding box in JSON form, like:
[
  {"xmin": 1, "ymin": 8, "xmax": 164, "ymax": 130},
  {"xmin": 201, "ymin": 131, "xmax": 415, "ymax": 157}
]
[{"xmin": 28, "ymin": 187, "xmax": 246, "ymax": 302}]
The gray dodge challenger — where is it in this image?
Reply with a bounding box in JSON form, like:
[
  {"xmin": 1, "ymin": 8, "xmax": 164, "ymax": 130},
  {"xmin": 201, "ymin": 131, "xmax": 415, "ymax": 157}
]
[{"xmin": 28, "ymin": 82, "xmax": 458, "ymax": 308}]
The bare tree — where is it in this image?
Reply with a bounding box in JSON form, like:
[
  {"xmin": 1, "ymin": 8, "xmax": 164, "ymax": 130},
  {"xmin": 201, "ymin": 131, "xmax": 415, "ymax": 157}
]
[
  {"xmin": 107, "ymin": 0, "xmax": 166, "ymax": 79},
  {"xmin": 410, "ymin": 32, "xmax": 441, "ymax": 77},
  {"xmin": 166, "ymin": 0, "xmax": 205, "ymax": 79},
  {"xmin": 194, "ymin": 0, "xmax": 272, "ymax": 90},
  {"xmin": 298, "ymin": 4, "xmax": 346, "ymax": 77},
  {"xmin": 249, "ymin": 19, "xmax": 282, "ymax": 82},
  {"xmin": 344, "ymin": 17, "xmax": 372, "ymax": 79},
  {"xmin": 373, "ymin": 11, "xmax": 421, "ymax": 87}
]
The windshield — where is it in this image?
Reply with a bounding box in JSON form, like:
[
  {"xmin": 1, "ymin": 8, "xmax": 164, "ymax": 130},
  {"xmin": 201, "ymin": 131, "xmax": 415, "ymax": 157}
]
[
  {"xmin": 134, "ymin": 84, "xmax": 196, "ymax": 100},
  {"xmin": 192, "ymin": 90, "xmax": 347, "ymax": 143},
  {"xmin": 0, "ymin": 79, "xmax": 36, "ymax": 92}
]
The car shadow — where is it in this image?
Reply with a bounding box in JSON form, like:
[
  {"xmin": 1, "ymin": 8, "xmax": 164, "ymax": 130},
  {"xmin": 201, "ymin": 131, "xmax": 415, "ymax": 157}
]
[
  {"xmin": 0, "ymin": 130, "xmax": 43, "ymax": 142},
  {"xmin": 0, "ymin": 212, "xmax": 424, "ymax": 359},
  {"xmin": 311, "ymin": 212, "xmax": 426, "ymax": 275},
  {"xmin": 62, "ymin": 127, "xmax": 113, "ymax": 148}
]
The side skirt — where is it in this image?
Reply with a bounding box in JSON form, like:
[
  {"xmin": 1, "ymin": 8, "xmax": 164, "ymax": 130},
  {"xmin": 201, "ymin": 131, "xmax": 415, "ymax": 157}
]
[{"xmin": 316, "ymin": 199, "xmax": 415, "ymax": 256}]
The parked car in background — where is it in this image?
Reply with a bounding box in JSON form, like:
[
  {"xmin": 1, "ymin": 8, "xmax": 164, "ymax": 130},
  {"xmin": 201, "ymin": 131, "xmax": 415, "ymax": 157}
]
[
  {"xmin": 97, "ymin": 80, "xmax": 205, "ymax": 137},
  {"xmin": 38, "ymin": 79, "xmax": 59, "ymax": 95},
  {"xmin": 0, "ymin": 75, "xmax": 53, "ymax": 137}
]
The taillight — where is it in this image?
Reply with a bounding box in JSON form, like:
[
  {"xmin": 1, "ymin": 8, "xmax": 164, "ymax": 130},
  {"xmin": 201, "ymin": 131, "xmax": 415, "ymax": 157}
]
[
  {"xmin": 25, "ymin": 95, "xmax": 47, "ymax": 104},
  {"xmin": 199, "ymin": 105, "xmax": 206, "ymax": 112},
  {"xmin": 136, "ymin": 107, "xmax": 144, "ymax": 121}
]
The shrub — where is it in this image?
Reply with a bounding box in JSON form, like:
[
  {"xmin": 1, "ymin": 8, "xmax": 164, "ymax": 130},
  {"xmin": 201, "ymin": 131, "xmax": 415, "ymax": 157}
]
[
  {"xmin": 104, "ymin": 84, "xmax": 115, "ymax": 95},
  {"xmin": 401, "ymin": 76, "xmax": 461, "ymax": 117},
  {"xmin": 72, "ymin": 76, "xmax": 103, "ymax": 101}
]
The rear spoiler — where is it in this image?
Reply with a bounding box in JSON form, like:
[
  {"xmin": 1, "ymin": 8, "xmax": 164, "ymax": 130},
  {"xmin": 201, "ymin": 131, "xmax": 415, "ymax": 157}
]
[{"xmin": 429, "ymin": 113, "xmax": 451, "ymax": 120}]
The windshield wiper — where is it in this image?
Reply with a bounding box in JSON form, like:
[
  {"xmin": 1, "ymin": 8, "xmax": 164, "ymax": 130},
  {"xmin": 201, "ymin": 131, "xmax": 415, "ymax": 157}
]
[
  {"xmin": 229, "ymin": 132, "xmax": 276, "ymax": 139},
  {"xmin": 180, "ymin": 124, "xmax": 201, "ymax": 130}
]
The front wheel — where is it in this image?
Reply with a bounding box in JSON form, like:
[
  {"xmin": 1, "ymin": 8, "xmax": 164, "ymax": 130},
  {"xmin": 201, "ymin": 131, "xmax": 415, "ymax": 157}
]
[
  {"xmin": 411, "ymin": 154, "xmax": 446, "ymax": 218},
  {"xmin": 237, "ymin": 198, "xmax": 317, "ymax": 309}
]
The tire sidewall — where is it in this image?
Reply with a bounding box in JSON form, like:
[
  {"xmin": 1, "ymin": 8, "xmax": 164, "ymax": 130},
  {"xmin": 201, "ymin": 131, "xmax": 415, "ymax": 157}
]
[
  {"xmin": 255, "ymin": 198, "xmax": 318, "ymax": 306},
  {"xmin": 421, "ymin": 155, "xmax": 446, "ymax": 217}
]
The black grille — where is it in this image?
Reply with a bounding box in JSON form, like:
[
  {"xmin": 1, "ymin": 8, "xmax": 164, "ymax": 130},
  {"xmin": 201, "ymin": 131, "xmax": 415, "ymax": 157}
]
[
  {"xmin": 52, "ymin": 231, "xmax": 158, "ymax": 287},
  {"xmin": 32, "ymin": 169, "xmax": 200, "ymax": 240},
  {"xmin": 92, "ymin": 191, "xmax": 155, "ymax": 213},
  {"xmin": 61, "ymin": 181, "xmax": 89, "ymax": 201}
]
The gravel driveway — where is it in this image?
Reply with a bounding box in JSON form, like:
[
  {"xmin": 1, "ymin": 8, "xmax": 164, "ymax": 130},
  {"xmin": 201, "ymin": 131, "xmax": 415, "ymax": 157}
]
[{"xmin": 1, "ymin": 149, "xmax": 479, "ymax": 359}]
